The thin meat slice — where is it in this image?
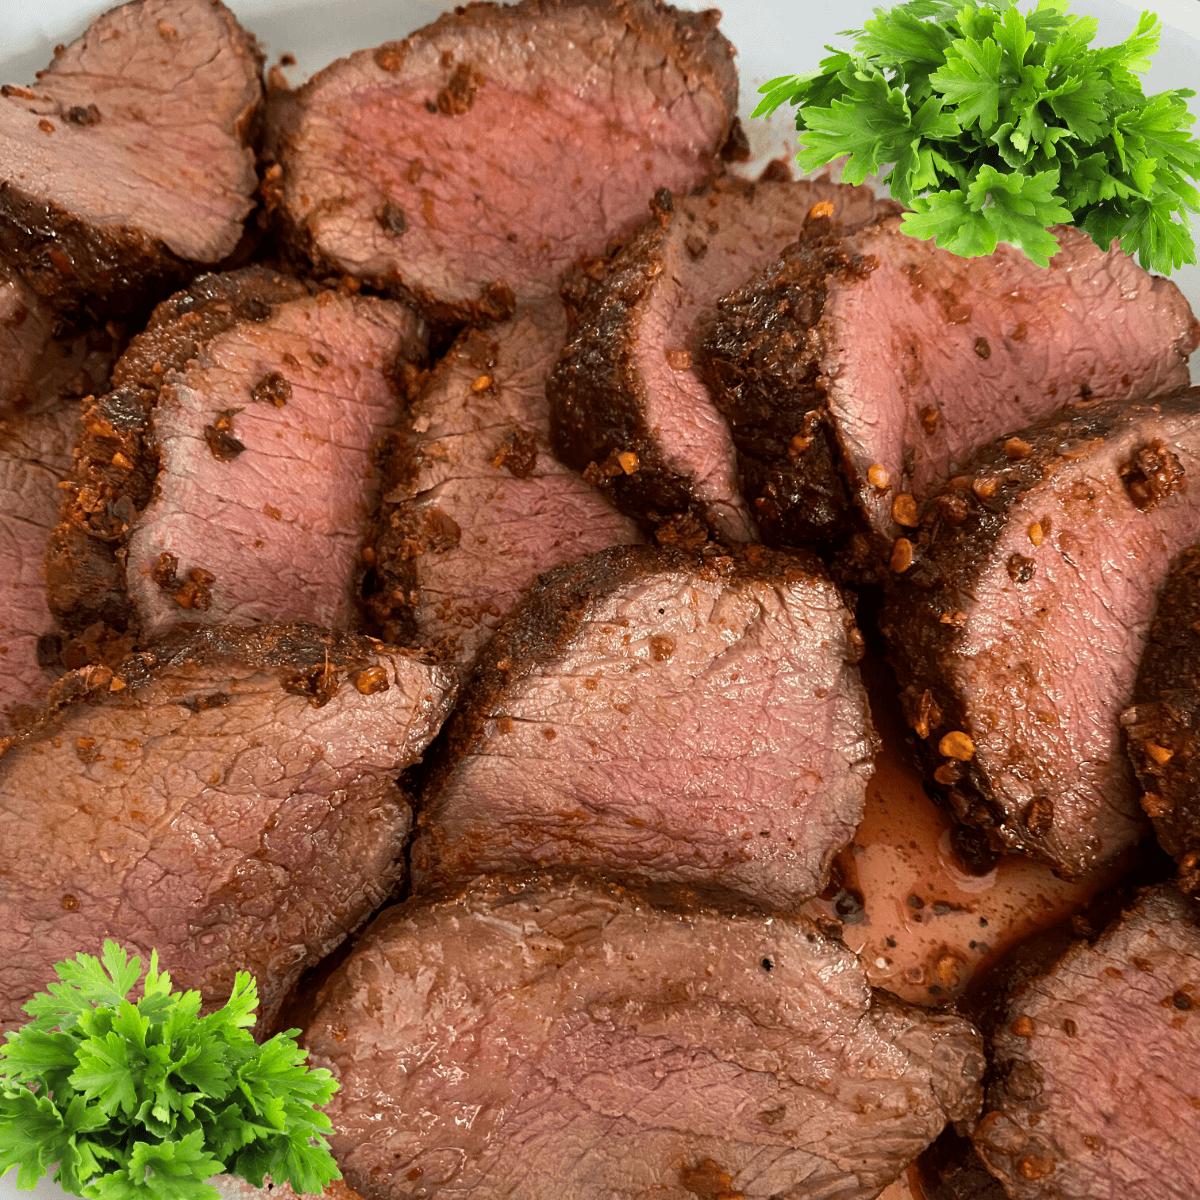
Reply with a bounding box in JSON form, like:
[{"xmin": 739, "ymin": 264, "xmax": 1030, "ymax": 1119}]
[
  {"xmin": 46, "ymin": 268, "xmax": 309, "ymax": 639},
  {"xmin": 0, "ymin": 622, "xmax": 454, "ymax": 1035},
  {"xmin": 363, "ymin": 300, "xmax": 640, "ymax": 662},
  {"xmin": 267, "ymin": 0, "xmax": 738, "ymax": 324},
  {"xmin": 704, "ymin": 215, "xmax": 1199, "ymax": 559},
  {"xmin": 124, "ymin": 290, "xmax": 427, "ymax": 639},
  {"xmin": 46, "ymin": 269, "xmax": 428, "ymax": 643},
  {"xmin": 973, "ymin": 885, "xmax": 1200, "ymax": 1200},
  {"xmin": 0, "ymin": 0, "xmax": 263, "ymax": 316},
  {"xmin": 1122, "ymin": 545, "xmax": 1200, "ymax": 893},
  {"xmin": 881, "ymin": 392, "xmax": 1200, "ymax": 878},
  {"xmin": 1, "ymin": 405, "xmax": 80, "ymax": 727},
  {"xmin": 412, "ymin": 544, "xmax": 876, "ymax": 909},
  {"xmin": 548, "ymin": 176, "xmax": 886, "ymax": 543},
  {"xmin": 305, "ymin": 875, "xmax": 985, "ymax": 1200}
]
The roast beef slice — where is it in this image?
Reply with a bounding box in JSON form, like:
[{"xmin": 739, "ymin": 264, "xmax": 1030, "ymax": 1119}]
[
  {"xmin": 267, "ymin": 0, "xmax": 738, "ymax": 324},
  {"xmin": 974, "ymin": 885, "xmax": 1200, "ymax": 1200},
  {"xmin": 305, "ymin": 875, "xmax": 985, "ymax": 1200},
  {"xmin": 123, "ymin": 289, "xmax": 427, "ymax": 639},
  {"xmin": 0, "ymin": 0, "xmax": 263, "ymax": 316},
  {"xmin": 1122, "ymin": 544, "xmax": 1200, "ymax": 893},
  {"xmin": 882, "ymin": 392, "xmax": 1200, "ymax": 877},
  {"xmin": 549, "ymin": 176, "xmax": 886, "ymax": 544},
  {"xmin": 0, "ymin": 622, "xmax": 454, "ymax": 1035},
  {"xmin": 43, "ymin": 269, "xmax": 426, "ymax": 645},
  {"xmin": 0, "ymin": 404, "xmax": 78, "ymax": 726},
  {"xmin": 412, "ymin": 544, "xmax": 876, "ymax": 910},
  {"xmin": 364, "ymin": 300, "xmax": 640, "ymax": 662},
  {"xmin": 704, "ymin": 215, "xmax": 1199, "ymax": 557}
]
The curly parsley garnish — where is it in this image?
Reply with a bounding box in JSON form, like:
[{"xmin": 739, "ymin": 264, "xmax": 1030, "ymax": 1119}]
[
  {"xmin": 755, "ymin": 0, "xmax": 1200, "ymax": 271},
  {"xmin": 0, "ymin": 942, "xmax": 340, "ymax": 1200}
]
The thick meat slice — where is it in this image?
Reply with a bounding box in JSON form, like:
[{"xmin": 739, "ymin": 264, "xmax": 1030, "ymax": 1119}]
[
  {"xmin": 1122, "ymin": 546, "xmax": 1200, "ymax": 893},
  {"xmin": 704, "ymin": 215, "xmax": 1199, "ymax": 557},
  {"xmin": 124, "ymin": 290, "xmax": 427, "ymax": 639},
  {"xmin": 548, "ymin": 176, "xmax": 885, "ymax": 543},
  {"xmin": 973, "ymin": 885, "xmax": 1200, "ymax": 1200},
  {"xmin": 0, "ymin": 0, "xmax": 262, "ymax": 317},
  {"xmin": 412, "ymin": 545, "xmax": 876, "ymax": 909},
  {"xmin": 0, "ymin": 269, "xmax": 120, "ymax": 416},
  {"xmin": 0, "ymin": 623, "xmax": 453, "ymax": 1035},
  {"xmin": 364, "ymin": 301, "xmax": 640, "ymax": 661},
  {"xmin": 305, "ymin": 875, "xmax": 985, "ymax": 1200},
  {"xmin": 46, "ymin": 270, "xmax": 428, "ymax": 643},
  {"xmin": 881, "ymin": 392, "xmax": 1200, "ymax": 877},
  {"xmin": 268, "ymin": 0, "xmax": 738, "ymax": 324}
]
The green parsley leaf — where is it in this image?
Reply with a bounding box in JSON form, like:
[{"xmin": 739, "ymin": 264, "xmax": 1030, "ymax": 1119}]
[
  {"xmin": 760, "ymin": 0, "xmax": 1200, "ymax": 272},
  {"xmin": 0, "ymin": 941, "xmax": 341, "ymax": 1200}
]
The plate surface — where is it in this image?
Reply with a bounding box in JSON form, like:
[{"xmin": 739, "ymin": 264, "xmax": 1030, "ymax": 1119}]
[{"xmin": 1, "ymin": 2, "xmax": 1198, "ymax": 1199}]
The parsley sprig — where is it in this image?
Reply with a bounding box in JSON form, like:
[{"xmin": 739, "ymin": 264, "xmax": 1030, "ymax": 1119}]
[
  {"xmin": 754, "ymin": 0, "xmax": 1200, "ymax": 272},
  {"xmin": 0, "ymin": 942, "xmax": 340, "ymax": 1200}
]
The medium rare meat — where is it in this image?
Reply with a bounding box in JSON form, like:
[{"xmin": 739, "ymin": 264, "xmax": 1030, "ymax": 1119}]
[
  {"xmin": 1122, "ymin": 545, "xmax": 1200, "ymax": 894},
  {"xmin": 973, "ymin": 885, "xmax": 1200, "ymax": 1200},
  {"xmin": 704, "ymin": 214, "xmax": 1200, "ymax": 557},
  {"xmin": 0, "ymin": 0, "xmax": 262, "ymax": 317},
  {"xmin": 548, "ymin": 176, "xmax": 886, "ymax": 543},
  {"xmin": 881, "ymin": 392, "xmax": 1200, "ymax": 878},
  {"xmin": 1, "ymin": 404, "xmax": 79, "ymax": 727},
  {"xmin": 0, "ymin": 622, "xmax": 454, "ymax": 1035},
  {"xmin": 412, "ymin": 544, "xmax": 876, "ymax": 909},
  {"xmin": 123, "ymin": 289, "xmax": 427, "ymax": 639},
  {"xmin": 305, "ymin": 875, "xmax": 985, "ymax": 1200},
  {"xmin": 363, "ymin": 301, "xmax": 640, "ymax": 661},
  {"xmin": 267, "ymin": 0, "xmax": 738, "ymax": 324},
  {"xmin": 46, "ymin": 268, "xmax": 429, "ymax": 644}
]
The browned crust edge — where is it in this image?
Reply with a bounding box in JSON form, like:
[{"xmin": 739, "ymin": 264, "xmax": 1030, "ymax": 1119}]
[{"xmin": 1123, "ymin": 544, "xmax": 1200, "ymax": 893}]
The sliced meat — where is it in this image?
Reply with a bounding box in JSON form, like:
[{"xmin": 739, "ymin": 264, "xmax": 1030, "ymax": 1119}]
[
  {"xmin": 1122, "ymin": 545, "xmax": 1200, "ymax": 894},
  {"xmin": 0, "ymin": 622, "xmax": 454, "ymax": 1035},
  {"xmin": 305, "ymin": 875, "xmax": 985, "ymax": 1200},
  {"xmin": 412, "ymin": 544, "xmax": 876, "ymax": 909},
  {"xmin": 973, "ymin": 884, "xmax": 1200, "ymax": 1200},
  {"xmin": 0, "ymin": 0, "xmax": 262, "ymax": 317},
  {"xmin": 1, "ymin": 268, "xmax": 120, "ymax": 416},
  {"xmin": 267, "ymin": 0, "xmax": 737, "ymax": 324},
  {"xmin": 363, "ymin": 300, "xmax": 640, "ymax": 662},
  {"xmin": 704, "ymin": 215, "xmax": 1200, "ymax": 558},
  {"xmin": 46, "ymin": 269, "xmax": 428, "ymax": 644},
  {"xmin": 124, "ymin": 290, "xmax": 427, "ymax": 639},
  {"xmin": 881, "ymin": 392, "xmax": 1200, "ymax": 878},
  {"xmin": 1, "ymin": 405, "xmax": 79, "ymax": 727},
  {"xmin": 548, "ymin": 176, "xmax": 886, "ymax": 543},
  {"xmin": 46, "ymin": 268, "xmax": 309, "ymax": 638}
]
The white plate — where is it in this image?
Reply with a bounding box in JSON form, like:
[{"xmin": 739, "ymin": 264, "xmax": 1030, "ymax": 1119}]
[{"xmin": 2, "ymin": 3, "xmax": 1198, "ymax": 1199}]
